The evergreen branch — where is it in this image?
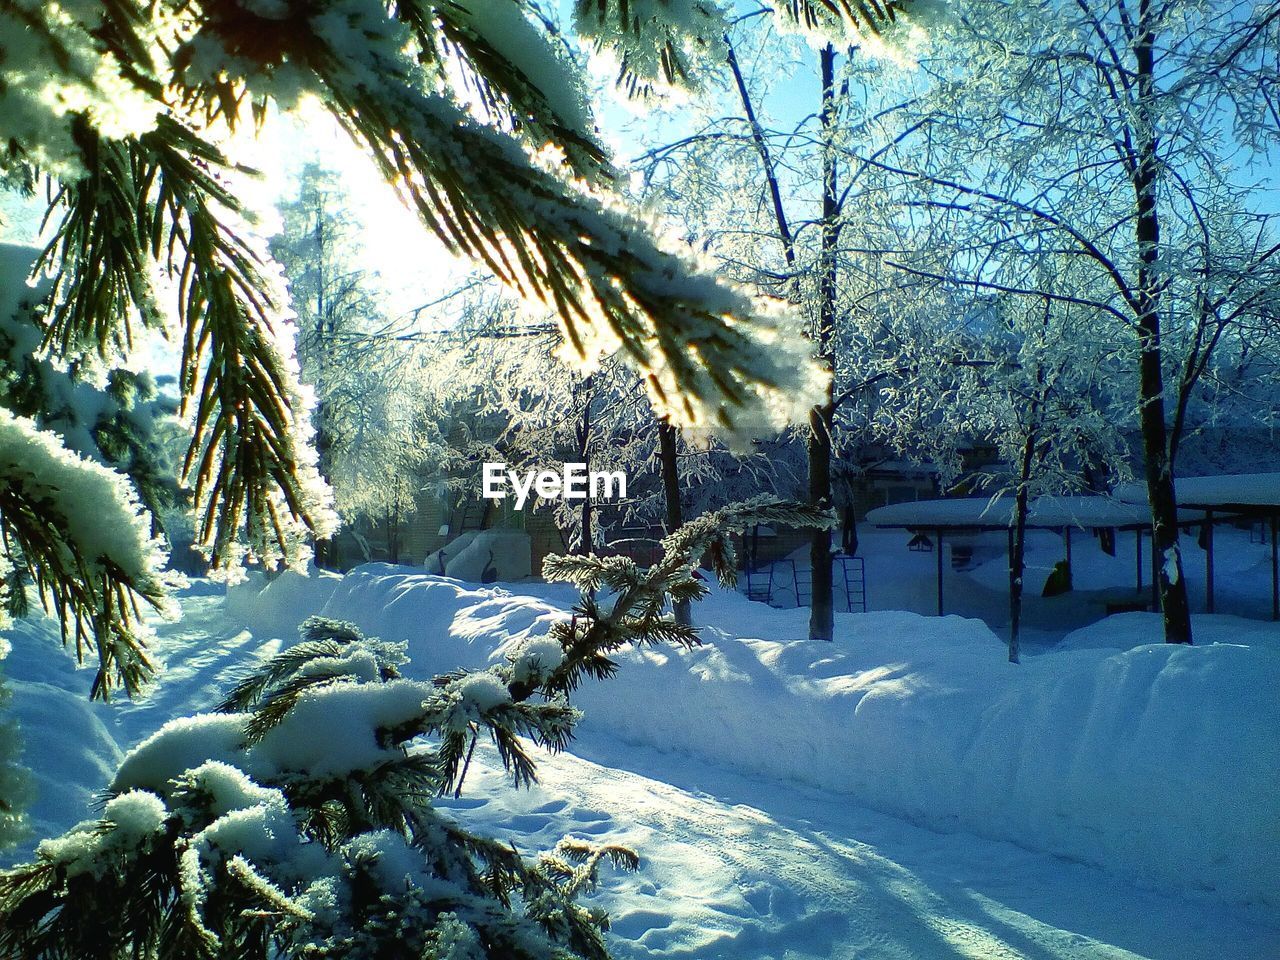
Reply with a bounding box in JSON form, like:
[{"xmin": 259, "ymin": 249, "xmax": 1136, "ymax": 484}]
[
  {"xmin": 36, "ymin": 121, "xmax": 163, "ymax": 359},
  {"xmin": 543, "ymin": 837, "xmax": 640, "ymax": 897},
  {"xmin": 165, "ymin": 3, "xmax": 821, "ymax": 433},
  {"xmin": 0, "ymin": 455, "xmax": 160, "ymax": 700},
  {"xmin": 533, "ymin": 497, "xmax": 835, "ymax": 701},
  {"xmin": 400, "ymin": 0, "xmax": 611, "ymax": 184},
  {"xmin": 33, "ymin": 115, "xmax": 336, "ymax": 582},
  {"xmin": 775, "ymin": 0, "xmax": 905, "ymax": 38},
  {"xmin": 142, "ymin": 119, "xmax": 336, "ymax": 570}
]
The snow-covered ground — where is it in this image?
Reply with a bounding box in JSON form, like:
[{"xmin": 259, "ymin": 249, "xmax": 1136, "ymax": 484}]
[{"xmin": 3, "ymin": 557, "xmax": 1277, "ymax": 959}]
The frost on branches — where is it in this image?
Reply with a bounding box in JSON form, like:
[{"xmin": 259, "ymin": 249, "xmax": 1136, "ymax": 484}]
[
  {"xmin": 0, "ymin": 0, "xmax": 936, "ymax": 454},
  {"xmin": 0, "ymin": 408, "xmax": 172, "ymax": 698},
  {"xmin": 0, "ymin": 498, "xmax": 832, "ymax": 959},
  {"xmin": 572, "ymin": 0, "xmax": 943, "ymax": 97}
]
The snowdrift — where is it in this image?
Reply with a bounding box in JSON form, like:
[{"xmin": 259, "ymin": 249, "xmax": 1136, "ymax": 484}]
[
  {"xmin": 225, "ymin": 567, "xmax": 342, "ymax": 640},
  {"xmin": 235, "ymin": 565, "xmax": 1280, "ymax": 907}
]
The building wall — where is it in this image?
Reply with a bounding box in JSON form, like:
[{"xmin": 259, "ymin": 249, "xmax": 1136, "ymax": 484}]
[{"xmin": 328, "ymin": 492, "xmax": 569, "ymax": 574}]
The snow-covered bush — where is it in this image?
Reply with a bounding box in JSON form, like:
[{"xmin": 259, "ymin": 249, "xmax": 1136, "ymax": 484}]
[{"xmin": 0, "ymin": 498, "xmax": 832, "ymax": 957}]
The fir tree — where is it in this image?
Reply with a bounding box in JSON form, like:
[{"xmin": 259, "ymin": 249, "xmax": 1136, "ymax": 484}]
[{"xmin": 0, "ymin": 497, "xmax": 832, "ymax": 959}]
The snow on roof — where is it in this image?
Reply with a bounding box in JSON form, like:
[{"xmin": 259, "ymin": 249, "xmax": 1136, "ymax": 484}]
[
  {"xmin": 861, "ymin": 459, "xmax": 939, "ymax": 476},
  {"xmin": 867, "ymin": 495, "xmax": 1159, "ymax": 531},
  {"xmin": 1115, "ymin": 474, "xmax": 1280, "ymax": 510}
]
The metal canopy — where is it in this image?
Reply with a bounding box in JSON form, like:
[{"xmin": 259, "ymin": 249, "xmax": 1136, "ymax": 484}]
[
  {"xmin": 1115, "ymin": 474, "xmax": 1280, "ymax": 619},
  {"xmin": 867, "ymin": 495, "xmax": 1158, "ymax": 533},
  {"xmin": 866, "ymin": 496, "xmax": 1206, "ymax": 618}
]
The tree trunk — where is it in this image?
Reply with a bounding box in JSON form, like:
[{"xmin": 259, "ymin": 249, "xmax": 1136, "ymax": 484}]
[
  {"xmin": 386, "ymin": 502, "xmax": 400, "ymax": 565},
  {"xmin": 312, "ymin": 421, "xmax": 334, "ymax": 568},
  {"xmin": 1133, "ymin": 2, "xmax": 1192, "ymax": 644},
  {"xmin": 657, "ymin": 420, "xmax": 691, "ymax": 625},
  {"xmin": 809, "ymin": 405, "xmax": 834, "ymax": 640},
  {"xmin": 577, "ymin": 378, "xmax": 594, "ymax": 556},
  {"xmin": 808, "ymin": 44, "xmax": 839, "ymax": 643},
  {"xmin": 311, "ymin": 213, "xmax": 334, "ymax": 570},
  {"xmin": 1008, "ymin": 429, "xmax": 1037, "ymax": 664}
]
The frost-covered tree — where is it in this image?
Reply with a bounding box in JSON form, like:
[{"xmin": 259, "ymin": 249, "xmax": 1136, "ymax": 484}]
[
  {"xmin": 271, "ymin": 164, "xmax": 429, "ymax": 563},
  {"xmin": 408, "ymin": 289, "xmax": 779, "ymax": 559},
  {"xmin": 862, "ymin": 0, "xmax": 1280, "ymax": 644},
  {"xmin": 876, "ymin": 280, "xmax": 1132, "ymax": 660},
  {"xmin": 637, "ymin": 25, "xmax": 935, "ymax": 640},
  {"xmin": 0, "ymin": 497, "xmax": 833, "ymax": 959}
]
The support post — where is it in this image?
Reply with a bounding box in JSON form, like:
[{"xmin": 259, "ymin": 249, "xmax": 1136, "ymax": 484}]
[
  {"xmin": 1136, "ymin": 528, "xmax": 1143, "ymax": 594},
  {"xmin": 936, "ymin": 528, "xmax": 944, "ymax": 617},
  {"xmin": 1205, "ymin": 509, "xmax": 1215, "ymax": 614},
  {"xmin": 1065, "ymin": 525, "xmax": 1073, "ymax": 568},
  {"xmin": 1272, "ymin": 514, "xmax": 1278, "ymax": 622}
]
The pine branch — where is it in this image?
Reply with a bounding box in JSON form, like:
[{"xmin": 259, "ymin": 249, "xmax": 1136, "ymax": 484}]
[
  {"xmin": 0, "ymin": 450, "xmax": 161, "ymax": 699},
  {"xmin": 531, "ymin": 496, "xmax": 835, "ymax": 701},
  {"xmin": 400, "ymin": 0, "xmax": 611, "ymax": 184},
  {"xmin": 33, "ymin": 116, "xmax": 336, "ymax": 579},
  {"xmin": 162, "ymin": 3, "xmax": 822, "ymax": 433},
  {"xmin": 141, "ymin": 119, "xmax": 337, "ymax": 571}
]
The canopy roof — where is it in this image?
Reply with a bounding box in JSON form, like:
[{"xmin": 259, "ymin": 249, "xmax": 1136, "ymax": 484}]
[
  {"xmin": 1115, "ymin": 473, "xmax": 1280, "ymax": 512},
  {"xmin": 867, "ymin": 495, "xmax": 1173, "ymax": 532}
]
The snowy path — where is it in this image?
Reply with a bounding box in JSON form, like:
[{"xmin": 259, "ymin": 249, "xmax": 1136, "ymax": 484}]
[{"xmin": 443, "ymin": 736, "xmax": 1279, "ymax": 960}]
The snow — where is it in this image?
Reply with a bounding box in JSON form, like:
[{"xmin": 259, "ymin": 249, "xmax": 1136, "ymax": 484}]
[
  {"xmin": 224, "ymin": 566, "xmax": 342, "ymax": 638},
  {"xmin": 447, "ymin": 734, "xmax": 1280, "ymax": 960},
  {"xmin": 102, "ymin": 789, "xmax": 168, "ymax": 837},
  {"xmin": 1059, "ymin": 612, "xmax": 1280, "ymax": 652},
  {"xmin": 868, "ymin": 495, "xmax": 1164, "ymax": 531},
  {"xmin": 453, "ymin": 671, "xmax": 512, "ymax": 712},
  {"xmin": 2, "ymin": 572, "xmax": 1278, "ymax": 956},
  {"xmin": 114, "ymin": 712, "xmax": 249, "ymax": 794},
  {"xmin": 1116, "ymin": 473, "xmax": 1280, "ymax": 509},
  {"xmin": 449, "ymin": 0, "xmax": 593, "ymax": 141},
  {"xmin": 423, "ymin": 530, "xmax": 479, "ymax": 574},
  {"xmin": 0, "ymin": 245, "xmax": 42, "ymax": 328},
  {"xmin": 445, "ymin": 528, "xmax": 532, "ymax": 581},
  {"xmin": 509, "ymin": 635, "xmax": 567, "ymax": 684},
  {"xmin": 190, "ymin": 785, "xmax": 295, "ymax": 865},
  {"xmin": 0, "ymin": 407, "xmax": 168, "ymax": 593},
  {"xmin": 224, "ymin": 564, "xmax": 1280, "ymax": 908},
  {"xmin": 249, "ymin": 678, "xmax": 430, "ymax": 778}
]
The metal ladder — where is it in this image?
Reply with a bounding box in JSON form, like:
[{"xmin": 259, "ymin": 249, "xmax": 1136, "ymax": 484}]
[
  {"xmin": 788, "ymin": 560, "xmax": 811, "ymax": 606},
  {"xmin": 743, "ymin": 557, "xmax": 866, "ymax": 613},
  {"xmin": 744, "ymin": 565, "xmax": 773, "ymax": 603},
  {"xmin": 744, "ymin": 559, "xmax": 804, "ymax": 607},
  {"xmin": 837, "ymin": 555, "xmax": 867, "ymax": 612}
]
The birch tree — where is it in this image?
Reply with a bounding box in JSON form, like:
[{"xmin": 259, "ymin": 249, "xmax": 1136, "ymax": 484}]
[
  {"xmin": 867, "ymin": 0, "xmax": 1280, "ymax": 644},
  {"xmin": 640, "ymin": 25, "xmax": 945, "ymax": 639}
]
